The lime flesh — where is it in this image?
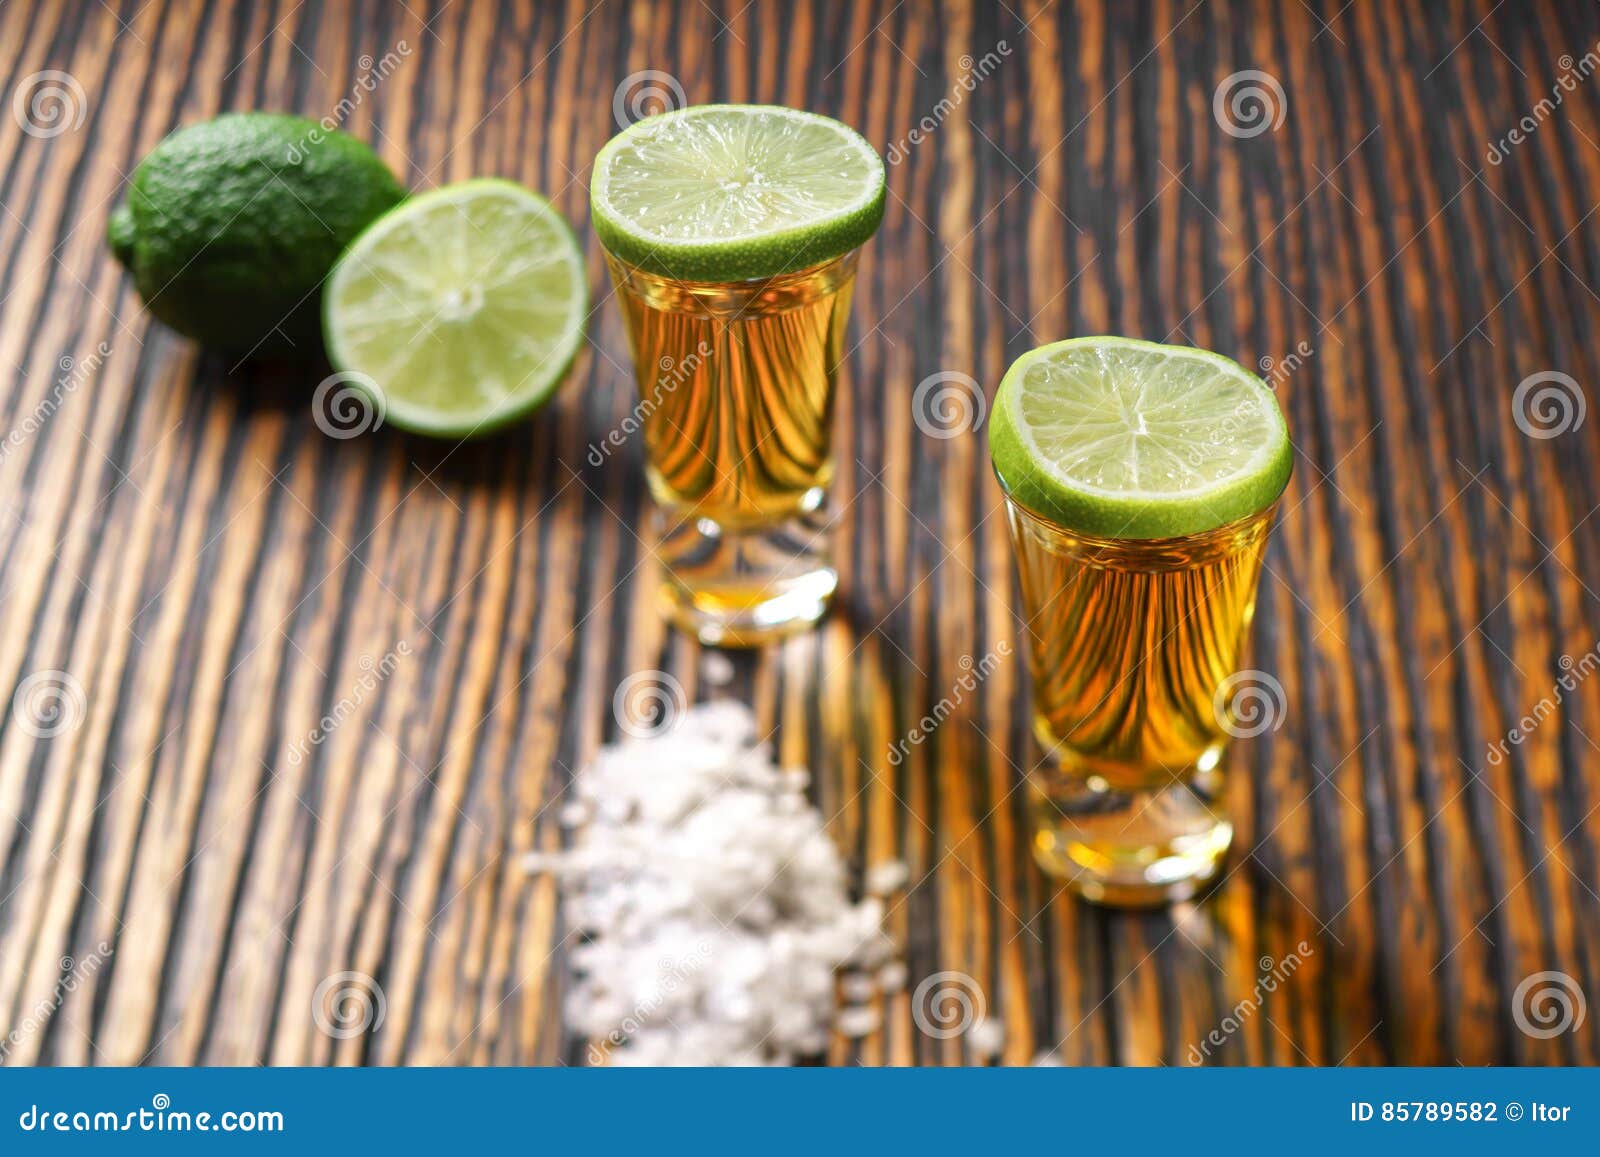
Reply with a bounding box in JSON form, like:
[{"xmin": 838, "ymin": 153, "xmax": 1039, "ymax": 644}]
[
  {"xmin": 988, "ymin": 337, "xmax": 1293, "ymax": 539},
  {"xmin": 323, "ymin": 179, "xmax": 587, "ymax": 438},
  {"xmin": 590, "ymin": 105, "xmax": 885, "ymax": 282}
]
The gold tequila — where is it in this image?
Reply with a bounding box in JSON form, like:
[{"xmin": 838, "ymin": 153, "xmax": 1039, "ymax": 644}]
[
  {"xmin": 602, "ymin": 250, "xmax": 859, "ymax": 645},
  {"xmin": 1004, "ymin": 497, "xmax": 1278, "ymax": 905}
]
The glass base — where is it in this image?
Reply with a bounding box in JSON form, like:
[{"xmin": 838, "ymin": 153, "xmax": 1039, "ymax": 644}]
[
  {"xmin": 654, "ymin": 495, "xmax": 836, "ymax": 647},
  {"xmin": 1027, "ymin": 745, "xmax": 1232, "ymax": 907}
]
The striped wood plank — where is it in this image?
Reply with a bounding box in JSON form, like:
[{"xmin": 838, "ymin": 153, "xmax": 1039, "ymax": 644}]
[{"xmin": 0, "ymin": 0, "xmax": 1595, "ymax": 1066}]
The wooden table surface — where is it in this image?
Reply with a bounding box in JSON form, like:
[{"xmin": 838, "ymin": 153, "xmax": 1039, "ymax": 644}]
[{"xmin": 1, "ymin": 0, "xmax": 1598, "ymax": 1067}]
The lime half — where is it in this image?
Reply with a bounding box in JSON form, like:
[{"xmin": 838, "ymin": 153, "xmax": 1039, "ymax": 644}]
[
  {"xmin": 323, "ymin": 179, "xmax": 587, "ymax": 438},
  {"xmin": 989, "ymin": 337, "xmax": 1292, "ymax": 539},
  {"xmin": 590, "ymin": 104, "xmax": 885, "ymax": 282}
]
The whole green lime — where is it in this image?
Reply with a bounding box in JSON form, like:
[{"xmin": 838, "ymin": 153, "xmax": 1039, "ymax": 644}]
[{"xmin": 108, "ymin": 112, "xmax": 406, "ymax": 354}]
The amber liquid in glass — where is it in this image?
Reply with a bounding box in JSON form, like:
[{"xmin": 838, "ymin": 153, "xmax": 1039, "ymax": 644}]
[
  {"xmin": 602, "ymin": 251, "xmax": 858, "ymax": 645},
  {"xmin": 1005, "ymin": 498, "xmax": 1276, "ymax": 905}
]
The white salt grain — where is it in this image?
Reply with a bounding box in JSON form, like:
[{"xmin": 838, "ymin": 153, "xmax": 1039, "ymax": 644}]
[
  {"xmin": 967, "ymin": 1017, "xmax": 1005, "ymax": 1057},
  {"xmin": 839, "ymin": 972, "xmax": 877, "ymax": 1003},
  {"xmin": 835, "ymin": 1004, "xmax": 882, "ymax": 1038},
  {"xmin": 538, "ymin": 702, "xmax": 888, "ymax": 1066},
  {"xmin": 877, "ymin": 960, "xmax": 908, "ymax": 993},
  {"xmin": 700, "ymin": 651, "xmax": 736, "ymax": 686},
  {"xmin": 519, "ymin": 851, "xmax": 560, "ymax": 874},
  {"xmin": 856, "ymin": 930, "xmax": 898, "ymax": 968},
  {"xmin": 864, "ymin": 860, "xmax": 911, "ymax": 896}
]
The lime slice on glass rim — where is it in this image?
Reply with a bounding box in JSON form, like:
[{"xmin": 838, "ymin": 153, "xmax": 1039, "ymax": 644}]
[
  {"xmin": 589, "ymin": 104, "xmax": 886, "ymax": 282},
  {"xmin": 988, "ymin": 337, "xmax": 1293, "ymax": 539},
  {"xmin": 323, "ymin": 179, "xmax": 587, "ymax": 438}
]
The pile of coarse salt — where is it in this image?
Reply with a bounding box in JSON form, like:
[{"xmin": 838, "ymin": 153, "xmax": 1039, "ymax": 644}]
[{"xmin": 522, "ymin": 700, "xmax": 901, "ymax": 1066}]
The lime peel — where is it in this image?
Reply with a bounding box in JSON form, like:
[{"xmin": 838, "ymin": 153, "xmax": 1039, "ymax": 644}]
[
  {"xmin": 989, "ymin": 337, "xmax": 1293, "ymax": 539},
  {"xmin": 590, "ymin": 105, "xmax": 886, "ymax": 282},
  {"xmin": 110, "ymin": 112, "xmax": 406, "ymax": 354},
  {"xmin": 322, "ymin": 179, "xmax": 587, "ymax": 439}
]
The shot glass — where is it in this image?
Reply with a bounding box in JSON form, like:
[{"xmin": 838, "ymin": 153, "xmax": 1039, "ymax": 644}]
[
  {"xmin": 591, "ymin": 105, "xmax": 884, "ymax": 647},
  {"xmin": 1003, "ymin": 501, "xmax": 1278, "ymax": 904},
  {"xmin": 599, "ymin": 249, "xmax": 861, "ymax": 646},
  {"xmin": 989, "ymin": 337, "xmax": 1291, "ymax": 905}
]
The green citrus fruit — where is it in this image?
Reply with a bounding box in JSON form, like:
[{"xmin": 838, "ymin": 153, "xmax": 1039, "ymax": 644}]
[
  {"xmin": 989, "ymin": 337, "xmax": 1293, "ymax": 539},
  {"xmin": 108, "ymin": 112, "xmax": 406, "ymax": 355},
  {"xmin": 322, "ymin": 180, "xmax": 587, "ymax": 439},
  {"xmin": 590, "ymin": 104, "xmax": 885, "ymax": 282}
]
